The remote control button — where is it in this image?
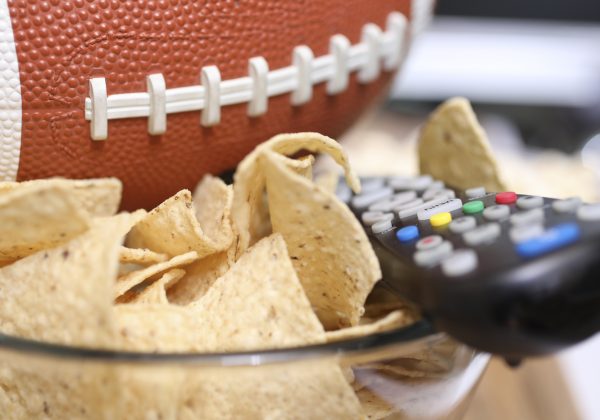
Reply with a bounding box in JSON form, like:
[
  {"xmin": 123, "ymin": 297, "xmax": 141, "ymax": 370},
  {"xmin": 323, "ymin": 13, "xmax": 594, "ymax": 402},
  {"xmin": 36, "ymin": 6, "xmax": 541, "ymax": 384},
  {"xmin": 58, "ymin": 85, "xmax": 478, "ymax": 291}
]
[
  {"xmin": 496, "ymin": 192, "xmax": 517, "ymax": 205},
  {"xmin": 483, "ymin": 205, "xmax": 510, "ymax": 221},
  {"xmin": 335, "ymin": 183, "xmax": 352, "ymax": 203},
  {"xmin": 577, "ymin": 204, "xmax": 600, "ymax": 222},
  {"xmin": 430, "ymin": 212, "xmax": 452, "ymax": 227},
  {"xmin": 463, "ymin": 223, "xmax": 501, "ymax": 246},
  {"xmin": 552, "ymin": 197, "xmax": 582, "ymax": 214},
  {"xmin": 442, "ymin": 249, "xmax": 478, "ymax": 277},
  {"xmin": 422, "ymin": 185, "xmax": 444, "ymax": 201},
  {"xmin": 361, "ymin": 178, "xmax": 385, "ymax": 193},
  {"xmin": 516, "ymin": 223, "xmax": 580, "ymax": 258},
  {"xmin": 510, "ymin": 224, "xmax": 544, "ymax": 243},
  {"xmin": 410, "ymin": 175, "xmax": 433, "ymax": 192},
  {"xmin": 396, "ymin": 226, "xmax": 419, "ymax": 243},
  {"xmin": 351, "ymin": 187, "xmax": 393, "ymax": 210},
  {"xmin": 465, "ymin": 187, "xmax": 486, "ymax": 199},
  {"xmin": 388, "ymin": 176, "xmax": 414, "ymax": 190},
  {"xmin": 417, "ymin": 198, "xmax": 463, "ymax": 221},
  {"xmin": 416, "ymin": 235, "xmax": 443, "ymax": 251},
  {"xmin": 430, "ymin": 189, "xmax": 456, "ymax": 201},
  {"xmin": 462, "ymin": 200, "xmax": 484, "ymax": 215},
  {"xmin": 414, "ymin": 241, "xmax": 453, "ymax": 267},
  {"xmin": 449, "ymin": 216, "xmax": 477, "ymax": 234},
  {"xmin": 369, "ymin": 191, "xmax": 417, "ymax": 212},
  {"xmin": 510, "ymin": 208, "xmax": 544, "ymax": 226},
  {"xmin": 362, "ymin": 211, "xmax": 393, "ymax": 226},
  {"xmin": 517, "ymin": 196, "xmax": 544, "ymax": 210},
  {"xmin": 372, "ymin": 219, "xmax": 393, "ymax": 234}
]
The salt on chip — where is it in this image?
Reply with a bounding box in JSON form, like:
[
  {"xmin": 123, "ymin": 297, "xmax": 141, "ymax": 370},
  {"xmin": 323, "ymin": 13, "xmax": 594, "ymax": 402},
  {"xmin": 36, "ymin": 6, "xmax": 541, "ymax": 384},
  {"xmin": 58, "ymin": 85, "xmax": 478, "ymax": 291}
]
[
  {"xmin": 232, "ymin": 132, "xmax": 360, "ymax": 257},
  {"xmin": 261, "ymin": 148, "xmax": 380, "ymax": 329},
  {"xmin": 418, "ymin": 97, "xmax": 507, "ymax": 192},
  {"xmin": 115, "ymin": 251, "xmax": 198, "ymax": 299},
  {"xmin": 0, "ymin": 183, "xmax": 90, "ymax": 262},
  {"xmin": 0, "ymin": 178, "xmax": 122, "ymax": 216},
  {"xmin": 119, "ymin": 246, "xmax": 169, "ymax": 265},
  {"xmin": 129, "ymin": 269, "xmax": 185, "ymax": 304},
  {"xmin": 127, "ymin": 189, "xmax": 232, "ymax": 258},
  {"xmin": 325, "ymin": 310, "xmax": 410, "ymax": 343}
]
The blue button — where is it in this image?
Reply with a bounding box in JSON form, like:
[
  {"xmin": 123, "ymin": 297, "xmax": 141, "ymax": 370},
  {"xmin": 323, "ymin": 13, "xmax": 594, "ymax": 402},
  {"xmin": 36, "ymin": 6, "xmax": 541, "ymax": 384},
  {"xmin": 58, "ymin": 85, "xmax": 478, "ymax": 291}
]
[
  {"xmin": 516, "ymin": 223, "xmax": 580, "ymax": 259},
  {"xmin": 396, "ymin": 225, "xmax": 420, "ymax": 243}
]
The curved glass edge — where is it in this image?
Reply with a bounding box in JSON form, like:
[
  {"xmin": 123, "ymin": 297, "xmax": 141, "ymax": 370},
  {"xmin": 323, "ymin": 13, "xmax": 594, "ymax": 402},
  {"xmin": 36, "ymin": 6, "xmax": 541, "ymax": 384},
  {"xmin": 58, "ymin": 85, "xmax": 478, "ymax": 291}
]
[{"xmin": 0, "ymin": 319, "xmax": 441, "ymax": 366}]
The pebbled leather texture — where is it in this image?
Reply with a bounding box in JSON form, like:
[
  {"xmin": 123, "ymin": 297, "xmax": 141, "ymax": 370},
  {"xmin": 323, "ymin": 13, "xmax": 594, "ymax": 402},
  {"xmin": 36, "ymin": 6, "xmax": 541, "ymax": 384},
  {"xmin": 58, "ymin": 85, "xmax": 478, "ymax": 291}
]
[{"xmin": 10, "ymin": 0, "xmax": 411, "ymax": 209}]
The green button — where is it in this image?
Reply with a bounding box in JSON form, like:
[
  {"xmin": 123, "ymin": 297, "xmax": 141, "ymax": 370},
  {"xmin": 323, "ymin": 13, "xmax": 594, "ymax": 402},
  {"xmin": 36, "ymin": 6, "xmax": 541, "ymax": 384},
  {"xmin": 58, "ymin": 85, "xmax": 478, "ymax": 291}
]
[{"xmin": 463, "ymin": 200, "xmax": 484, "ymax": 214}]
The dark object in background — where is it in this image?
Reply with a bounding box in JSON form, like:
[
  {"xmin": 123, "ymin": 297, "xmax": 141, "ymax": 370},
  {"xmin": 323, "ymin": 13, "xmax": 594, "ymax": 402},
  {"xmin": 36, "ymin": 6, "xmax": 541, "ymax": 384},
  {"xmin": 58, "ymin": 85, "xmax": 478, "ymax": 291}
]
[{"xmin": 437, "ymin": 0, "xmax": 600, "ymax": 23}]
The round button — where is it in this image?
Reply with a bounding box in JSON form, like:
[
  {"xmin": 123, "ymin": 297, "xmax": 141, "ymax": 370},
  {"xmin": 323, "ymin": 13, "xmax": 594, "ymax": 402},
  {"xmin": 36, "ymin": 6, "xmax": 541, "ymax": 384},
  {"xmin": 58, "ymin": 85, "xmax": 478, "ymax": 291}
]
[
  {"xmin": 463, "ymin": 200, "xmax": 484, "ymax": 215},
  {"xmin": 396, "ymin": 225, "xmax": 419, "ymax": 243},
  {"xmin": 372, "ymin": 220, "xmax": 393, "ymax": 234},
  {"xmin": 362, "ymin": 211, "xmax": 393, "ymax": 226},
  {"xmin": 577, "ymin": 204, "xmax": 600, "ymax": 222},
  {"xmin": 483, "ymin": 205, "xmax": 510, "ymax": 221},
  {"xmin": 416, "ymin": 235, "xmax": 443, "ymax": 250},
  {"xmin": 442, "ymin": 249, "xmax": 478, "ymax": 277},
  {"xmin": 496, "ymin": 192, "xmax": 517, "ymax": 205},
  {"xmin": 465, "ymin": 187, "xmax": 486, "ymax": 199},
  {"xmin": 449, "ymin": 216, "xmax": 477, "ymax": 234},
  {"xmin": 553, "ymin": 197, "xmax": 582, "ymax": 214},
  {"xmin": 517, "ymin": 196, "xmax": 544, "ymax": 210},
  {"xmin": 430, "ymin": 212, "xmax": 452, "ymax": 227},
  {"xmin": 463, "ymin": 223, "xmax": 501, "ymax": 246}
]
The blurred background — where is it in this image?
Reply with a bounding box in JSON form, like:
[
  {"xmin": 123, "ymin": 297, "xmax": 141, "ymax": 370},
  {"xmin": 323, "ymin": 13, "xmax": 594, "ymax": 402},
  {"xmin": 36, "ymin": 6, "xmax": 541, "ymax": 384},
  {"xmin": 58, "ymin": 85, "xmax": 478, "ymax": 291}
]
[{"xmin": 338, "ymin": 1, "xmax": 600, "ymax": 419}]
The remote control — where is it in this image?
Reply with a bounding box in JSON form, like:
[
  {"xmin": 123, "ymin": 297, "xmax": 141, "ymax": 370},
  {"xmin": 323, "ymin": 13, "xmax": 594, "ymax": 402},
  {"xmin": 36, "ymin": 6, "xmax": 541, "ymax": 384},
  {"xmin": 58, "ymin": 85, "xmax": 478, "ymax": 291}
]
[{"xmin": 337, "ymin": 175, "xmax": 600, "ymax": 358}]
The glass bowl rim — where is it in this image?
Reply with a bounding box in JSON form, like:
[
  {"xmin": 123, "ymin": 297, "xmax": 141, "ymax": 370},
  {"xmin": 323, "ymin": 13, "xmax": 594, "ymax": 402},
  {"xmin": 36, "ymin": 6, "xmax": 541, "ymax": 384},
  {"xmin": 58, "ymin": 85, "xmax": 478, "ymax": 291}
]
[{"xmin": 0, "ymin": 319, "xmax": 442, "ymax": 366}]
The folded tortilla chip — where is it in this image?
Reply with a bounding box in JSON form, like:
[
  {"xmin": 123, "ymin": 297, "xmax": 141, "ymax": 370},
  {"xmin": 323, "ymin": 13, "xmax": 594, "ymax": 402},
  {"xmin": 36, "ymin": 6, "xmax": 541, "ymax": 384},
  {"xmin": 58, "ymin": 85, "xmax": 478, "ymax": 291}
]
[
  {"xmin": 325, "ymin": 310, "xmax": 410, "ymax": 343},
  {"xmin": 232, "ymin": 132, "xmax": 360, "ymax": 257},
  {"xmin": 119, "ymin": 246, "xmax": 169, "ymax": 265},
  {"xmin": 0, "ymin": 178, "xmax": 122, "ymax": 216},
  {"xmin": 127, "ymin": 189, "xmax": 232, "ymax": 258},
  {"xmin": 418, "ymin": 97, "xmax": 507, "ymax": 192},
  {"xmin": 261, "ymin": 149, "xmax": 381, "ymax": 329},
  {"xmin": 129, "ymin": 269, "xmax": 185, "ymax": 304},
  {"xmin": 0, "ymin": 184, "xmax": 90, "ymax": 261}
]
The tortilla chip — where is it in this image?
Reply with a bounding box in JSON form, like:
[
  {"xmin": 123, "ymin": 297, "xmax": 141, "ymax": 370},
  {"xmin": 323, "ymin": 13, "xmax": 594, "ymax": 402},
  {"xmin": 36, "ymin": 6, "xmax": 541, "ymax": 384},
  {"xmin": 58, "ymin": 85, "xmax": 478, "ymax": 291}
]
[
  {"xmin": 119, "ymin": 246, "xmax": 169, "ymax": 265},
  {"xmin": 355, "ymin": 386, "xmax": 395, "ymax": 419},
  {"xmin": 127, "ymin": 189, "xmax": 232, "ymax": 258},
  {"xmin": 232, "ymin": 132, "xmax": 360, "ymax": 257},
  {"xmin": 116, "ymin": 234, "xmax": 325, "ymax": 353},
  {"xmin": 0, "ymin": 212, "xmax": 141, "ymax": 347},
  {"xmin": 418, "ymin": 97, "xmax": 507, "ymax": 192},
  {"xmin": 192, "ymin": 175, "xmax": 234, "ymax": 248},
  {"xmin": 315, "ymin": 170, "xmax": 340, "ymax": 194},
  {"xmin": 0, "ymin": 184, "xmax": 90, "ymax": 261},
  {"xmin": 166, "ymin": 249, "xmax": 233, "ymax": 305},
  {"xmin": 129, "ymin": 269, "xmax": 185, "ymax": 304},
  {"xmin": 261, "ymin": 149, "xmax": 381, "ymax": 329},
  {"xmin": 0, "ymin": 178, "xmax": 122, "ymax": 216},
  {"xmin": 115, "ymin": 251, "xmax": 198, "ymax": 299},
  {"xmin": 325, "ymin": 310, "xmax": 410, "ymax": 343}
]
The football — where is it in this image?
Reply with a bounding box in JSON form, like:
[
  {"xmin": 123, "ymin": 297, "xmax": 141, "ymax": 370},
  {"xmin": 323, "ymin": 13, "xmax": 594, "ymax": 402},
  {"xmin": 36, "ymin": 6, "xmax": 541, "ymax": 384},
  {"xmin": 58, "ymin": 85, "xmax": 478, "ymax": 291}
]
[{"xmin": 0, "ymin": 0, "xmax": 433, "ymax": 209}]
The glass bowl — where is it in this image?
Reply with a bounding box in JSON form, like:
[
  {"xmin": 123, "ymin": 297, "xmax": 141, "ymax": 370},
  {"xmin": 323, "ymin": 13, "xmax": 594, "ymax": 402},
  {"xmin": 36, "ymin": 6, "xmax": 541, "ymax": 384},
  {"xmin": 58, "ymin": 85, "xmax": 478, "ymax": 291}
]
[{"xmin": 0, "ymin": 320, "xmax": 489, "ymax": 419}]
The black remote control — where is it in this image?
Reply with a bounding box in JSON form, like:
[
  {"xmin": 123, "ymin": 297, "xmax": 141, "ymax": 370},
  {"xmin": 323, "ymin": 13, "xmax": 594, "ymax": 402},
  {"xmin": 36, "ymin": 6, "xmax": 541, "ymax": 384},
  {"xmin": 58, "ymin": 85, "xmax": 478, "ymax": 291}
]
[{"xmin": 338, "ymin": 175, "xmax": 600, "ymax": 358}]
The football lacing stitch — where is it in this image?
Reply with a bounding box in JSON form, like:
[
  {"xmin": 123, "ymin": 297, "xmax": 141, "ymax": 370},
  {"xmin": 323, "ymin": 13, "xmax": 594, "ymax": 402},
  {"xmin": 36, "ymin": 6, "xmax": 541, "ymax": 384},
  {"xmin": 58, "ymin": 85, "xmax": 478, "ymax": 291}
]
[{"xmin": 84, "ymin": 9, "xmax": 426, "ymax": 141}]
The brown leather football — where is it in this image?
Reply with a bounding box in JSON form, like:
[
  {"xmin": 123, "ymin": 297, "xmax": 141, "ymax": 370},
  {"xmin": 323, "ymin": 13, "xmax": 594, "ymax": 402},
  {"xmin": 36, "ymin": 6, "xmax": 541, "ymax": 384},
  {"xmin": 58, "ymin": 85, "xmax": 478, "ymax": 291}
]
[{"xmin": 0, "ymin": 0, "xmax": 432, "ymax": 209}]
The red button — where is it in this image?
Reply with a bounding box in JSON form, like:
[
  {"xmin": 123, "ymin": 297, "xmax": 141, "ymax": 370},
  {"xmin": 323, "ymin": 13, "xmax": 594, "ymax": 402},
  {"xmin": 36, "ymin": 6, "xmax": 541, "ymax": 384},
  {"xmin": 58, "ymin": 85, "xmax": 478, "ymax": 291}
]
[{"xmin": 496, "ymin": 192, "xmax": 517, "ymax": 205}]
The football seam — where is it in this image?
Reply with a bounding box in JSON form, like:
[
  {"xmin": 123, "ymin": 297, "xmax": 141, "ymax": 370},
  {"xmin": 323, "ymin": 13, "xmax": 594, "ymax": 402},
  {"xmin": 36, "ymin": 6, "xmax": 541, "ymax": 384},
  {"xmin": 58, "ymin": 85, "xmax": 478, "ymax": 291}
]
[{"xmin": 83, "ymin": 9, "xmax": 426, "ymax": 141}]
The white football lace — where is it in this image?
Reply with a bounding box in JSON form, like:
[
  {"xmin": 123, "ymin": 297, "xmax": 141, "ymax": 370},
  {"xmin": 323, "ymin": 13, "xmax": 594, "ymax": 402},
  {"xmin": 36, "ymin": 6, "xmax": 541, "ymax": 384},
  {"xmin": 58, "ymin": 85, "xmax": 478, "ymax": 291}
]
[{"xmin": 84, "ymin": 7, "xmax": 429, "ymax": 141}]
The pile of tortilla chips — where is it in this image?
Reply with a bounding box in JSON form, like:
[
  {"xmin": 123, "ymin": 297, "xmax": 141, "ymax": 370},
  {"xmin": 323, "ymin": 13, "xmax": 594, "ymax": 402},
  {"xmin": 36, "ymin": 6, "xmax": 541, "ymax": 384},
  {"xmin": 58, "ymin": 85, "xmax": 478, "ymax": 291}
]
[{"xmin": 0, "ymin": 133, "xmax": 418, "ymax": 419}]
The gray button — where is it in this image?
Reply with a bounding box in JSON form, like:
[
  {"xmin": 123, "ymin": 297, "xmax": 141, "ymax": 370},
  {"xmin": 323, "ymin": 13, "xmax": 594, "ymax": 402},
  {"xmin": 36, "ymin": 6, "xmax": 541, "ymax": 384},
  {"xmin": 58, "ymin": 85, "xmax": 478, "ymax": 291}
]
[
  {"xmin": 517, "ymin": 196, "xmax": 544, "ymax": 210},
  {"xmin": 423, "ymin": 187, "xmax": 455, "ymax": 201},
  {"xmin": 483, "ymin": 205, "xmax": 510, "ymax": 221},
  {"xmin": 362, "ymin": 211, "xmax": 393, "ymax": 226},
  {"xmin": 335, "ymin": 182, "xmax": 352, "ymax": 203},
  {"xmin": 449, "ymin": 216, "xmax": 477, "ymax": 234},
  {"xmin": 369, "ymin": 191, "xmax": 417, "ymax": 212},
  {"xmin": 463, "ymin": 223, "xmax": 501, "ymax": 246},
  {"xmin": 399, "ymin": 196, "xmax": 449, "ymax": 220},
  {"xmin": 442, "ymin": 249, "xmax": 478, "ymax": 277},
  {"xmin": 421, "ymin": 182, "xmax": 445, "ymax": 200},
  {"xmin": 410, "ymin": 175, "xmax": 434, "ymax": 192},
  {"xmin": 465, "ymin": 187, "xmax": 486, "ymax": 199},
  {"xmin": 417, "ymin": 198, "xmax": 463, "ymax": 221},
  {"xmin": 372, "ymin": 219, "xmax": 393, "ymax": 234},
  {"xmin": 414, "ymin": 241, "xmax": 453, "ymax": 267},
  {"xmin": 553, "ymin": 197, "xmax": 582, "ymax": 214},
  {"xmin": 510, "ymin": 224, "xmax": 544, "ymax": 243},
  {"xmin": 388, "ymin": 176, "xmax": 415, "ymax": 191},
  {"xmin": 578, "ymin": 204, "xmax": 600, "ymax": 222},
  {"xmin": 416, "ymin": 235, "xmax": 443, "ymax": 251},
  {"xmin": 351, "ymin": 187, "xmax": 393, "ymax": 209},
  {"xmin": 510, "ymin": 208, "xmax": 545, "ymax": 226},
  {"xmin": 361, "ymin": 178, "xmax": 385, "ymax": 193}
]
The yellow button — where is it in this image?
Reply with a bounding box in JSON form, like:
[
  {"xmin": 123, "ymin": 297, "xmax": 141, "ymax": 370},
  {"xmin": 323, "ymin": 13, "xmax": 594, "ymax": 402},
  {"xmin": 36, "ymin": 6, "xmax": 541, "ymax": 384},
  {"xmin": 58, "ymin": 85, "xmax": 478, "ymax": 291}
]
[{"xmin": 430, "ymin": 212, "xmax": 452, "ymax": 227}]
